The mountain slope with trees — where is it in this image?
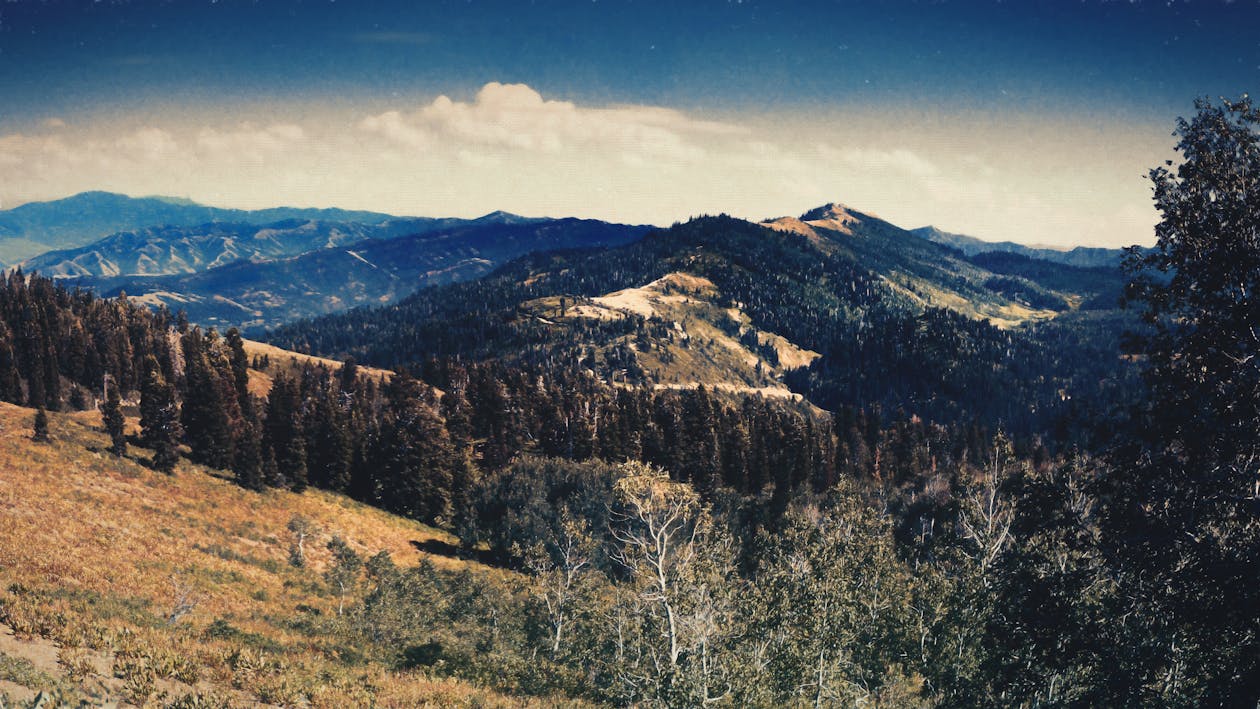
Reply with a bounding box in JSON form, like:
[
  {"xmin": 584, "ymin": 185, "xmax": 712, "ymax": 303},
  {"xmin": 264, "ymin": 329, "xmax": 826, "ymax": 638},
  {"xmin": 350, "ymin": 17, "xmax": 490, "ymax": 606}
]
[{"xmin": 266, "ymin": 207, "xmax": 1137, "ymax": 445}]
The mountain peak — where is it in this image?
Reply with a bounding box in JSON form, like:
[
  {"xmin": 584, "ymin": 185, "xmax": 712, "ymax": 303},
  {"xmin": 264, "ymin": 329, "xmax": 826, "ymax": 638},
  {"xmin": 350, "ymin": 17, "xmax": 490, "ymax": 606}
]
[
  {"xmin": 795, "ymin": 202, "xmax": 876, "ymax": 236},
  {"xmin": 473, "ymin": 210, "xmax": 528, "ymax": 224},
  {"xmin": 799, "ymin": 202, "xmax": 863, "ymax": 223}
]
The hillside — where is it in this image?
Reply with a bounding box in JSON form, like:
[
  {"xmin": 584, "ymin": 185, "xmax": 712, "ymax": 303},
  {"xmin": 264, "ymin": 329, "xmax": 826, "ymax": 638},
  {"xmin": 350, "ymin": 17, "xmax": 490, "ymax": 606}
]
[
  {"xmin": 766, "ymin": 204, "xmax": 1067, "ymax": 328},
  {"xmin": 74, "ymin": 219, "xmax": 650, "ymax": 329},
  {"xmin": 519, "ymin": 272, "xmax": 818, "ymax": 400},
  {"xmin": 0, "ymin": 402, "xmax": 572, "ymax": 708},
  {"xmin": 0, "ymin": 192, "xmax": 399, "ymax": 265},
  {"xmin": 267, "ymin": 210, "xmax": 1137, "ymax": 438}
]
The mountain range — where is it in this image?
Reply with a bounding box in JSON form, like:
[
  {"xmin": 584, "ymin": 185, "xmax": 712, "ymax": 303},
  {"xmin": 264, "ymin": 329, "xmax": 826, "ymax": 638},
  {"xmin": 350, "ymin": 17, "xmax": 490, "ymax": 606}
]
[
  {"xmin": 89, "ymin": 218, "xmax": 650, "ymax": 328},
  {"xmin": 910, "ymin": 225, "xmax": 1126, "ymax": 268},
  {"xmin": 8, "ymin": 193, "xmax": 1128, "ymax": 345},
  {"xmin": 266, "ymin": 203, "xmax": 1133, "ymax": 435},
  {"xmin": 0, "ymin": 191, "xmax": 399, "ymax": 265}
]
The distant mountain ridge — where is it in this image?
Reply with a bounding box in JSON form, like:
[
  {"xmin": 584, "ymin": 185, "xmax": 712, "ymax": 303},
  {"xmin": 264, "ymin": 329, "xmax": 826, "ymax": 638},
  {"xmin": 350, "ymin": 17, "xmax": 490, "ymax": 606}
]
[
  {"xmin": 0, "ymin": 191, "xmax": 400, "ymax": 264},
  {"xmin": 911, "ymin": 225, "xmax": 1127, "ymax": 268},
  {"xmin": 18, "ymin": 216, "xmax": 509, "ymax": 278},
  {"xmin": 81, "ymin": 218, "xmax": 651, "ymax": 328}
]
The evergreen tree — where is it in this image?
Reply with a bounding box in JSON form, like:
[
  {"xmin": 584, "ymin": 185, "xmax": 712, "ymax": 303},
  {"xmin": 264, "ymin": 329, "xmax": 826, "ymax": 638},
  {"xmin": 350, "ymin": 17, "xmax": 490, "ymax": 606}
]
[
  {"xmin": 233, "ymin": 414, "xmax": 266, "ymax": 491},
  {"xmin": 140, "ymin": 358, "xmax": 181, "ymax": 473},
  {"xmin": 31, "ymin": 407, "xmax": 49, "ymax": 442},
  {"xmin": 306, "ymin": 381, "xmax": 352, "ymax": 491},
  {"xmin": 263, "ymin": 372, "xmax": 308, "ymax": 492},
  {"xmin": 225, "ymin": 327, "xmax": 252, "ymax": 415},
  {"xmin": 103, "ymin": 380, "xmax": 126, "ymax": 457},
  {"xmin": 179, "ymin": 329, "xmax": 235, "ymax": 469},
  {"xmin": 1104, "ymin": 96, "xmax": 1260, "ymax": 704},
  {"xmin": 374, "ymin": 372, "xmax": 456, "ymax": 524}
]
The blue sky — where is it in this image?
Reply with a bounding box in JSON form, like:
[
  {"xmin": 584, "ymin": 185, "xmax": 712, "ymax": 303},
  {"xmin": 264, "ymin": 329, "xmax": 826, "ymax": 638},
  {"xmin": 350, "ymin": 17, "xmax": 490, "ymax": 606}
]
[{"xmin": 1, "ymin": 0, "xmax": 1257, "ymax": 246}]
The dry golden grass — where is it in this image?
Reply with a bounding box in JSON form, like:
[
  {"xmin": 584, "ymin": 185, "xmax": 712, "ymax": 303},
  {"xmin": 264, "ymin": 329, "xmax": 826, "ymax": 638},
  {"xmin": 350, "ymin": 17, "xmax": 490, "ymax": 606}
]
[{"xmin": 0, "ymin": 401, "xmax": 561, "ymax": 707}]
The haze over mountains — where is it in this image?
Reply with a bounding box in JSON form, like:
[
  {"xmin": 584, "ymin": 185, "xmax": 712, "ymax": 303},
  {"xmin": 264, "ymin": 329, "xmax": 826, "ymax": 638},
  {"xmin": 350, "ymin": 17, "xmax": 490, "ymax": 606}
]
[
  {"xmin": 0, "ymin": 191, "xmax": 397, "ymax": 265},
  {"xmin": 911, "ymin": 225, "xmax": 1126, "ymax": 268},
  {"xmin": 5, "ymin": 192, "xmax": 1127, "ymax": 334}
]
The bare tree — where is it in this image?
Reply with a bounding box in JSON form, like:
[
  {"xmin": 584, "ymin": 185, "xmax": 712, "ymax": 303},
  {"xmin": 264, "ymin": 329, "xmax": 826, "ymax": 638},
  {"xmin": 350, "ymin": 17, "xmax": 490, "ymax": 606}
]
[
  {"xmin": 607, "ymin": 462, "xmax": 739, "ymax": 705},
  {"xmin": 286, "ymin": 515, "xmax": 318, "ymax": 567},
  {"xmin": 524, "ymin": 514, "xmax": 595, "ymax": 658},
  {"xmin": 610, "ymin": 464, "xmax": 704, "ymax": 671},
  {"xmin": 959, "ymin": 433, "xmax": 1018, "ymax": 581},
  {"xmin": 167, "ymin": 572, "xmax": 200, "ymax": 625}
]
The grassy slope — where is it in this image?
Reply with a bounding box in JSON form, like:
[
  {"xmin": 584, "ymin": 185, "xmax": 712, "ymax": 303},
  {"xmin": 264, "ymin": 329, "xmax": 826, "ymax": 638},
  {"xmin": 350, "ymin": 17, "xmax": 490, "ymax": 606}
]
[{"xmin": 0, "ymin": 402, "xmax": 559, "ymax": 708}]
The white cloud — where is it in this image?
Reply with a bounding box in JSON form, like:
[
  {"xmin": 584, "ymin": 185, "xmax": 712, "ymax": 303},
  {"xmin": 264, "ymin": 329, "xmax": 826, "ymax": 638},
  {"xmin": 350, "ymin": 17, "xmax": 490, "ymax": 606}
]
[
  {"xmin": 195, "ymin": 124, "xmax": 307, "ymax": 156},
  {"xmin": 362, "ymin": 82, "xmax": 739, "ymax": 165},
  {"xmin": 0, "ymin": 82, "xmax": 1161, "ymax": 247}
]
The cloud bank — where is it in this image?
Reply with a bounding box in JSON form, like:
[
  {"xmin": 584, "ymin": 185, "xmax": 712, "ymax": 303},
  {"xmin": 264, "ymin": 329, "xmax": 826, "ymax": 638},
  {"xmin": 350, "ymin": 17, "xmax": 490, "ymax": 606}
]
[{"xmin": 0, "ymin": 82, "xmax": 1158, "ymax": 247}]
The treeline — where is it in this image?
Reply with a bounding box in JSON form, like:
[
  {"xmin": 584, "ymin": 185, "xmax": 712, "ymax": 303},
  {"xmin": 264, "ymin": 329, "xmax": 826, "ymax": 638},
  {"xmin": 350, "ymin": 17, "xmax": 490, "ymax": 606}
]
[
  {"xmin": 0, "ymin": 270, "xmax": 845, "ymax": 524},
  {"xmin": 0, "ymin": 270, "xmax": 177, "ymax": 410}
]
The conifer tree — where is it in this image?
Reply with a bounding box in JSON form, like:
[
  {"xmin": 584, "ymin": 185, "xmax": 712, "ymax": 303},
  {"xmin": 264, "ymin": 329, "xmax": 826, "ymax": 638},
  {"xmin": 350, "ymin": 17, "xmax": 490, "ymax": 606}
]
[
  {"xmin": 233, "ymin": 415, "xmax": 265, "ymax": 491},
  {"xmin": 225, "ymin": 327, "xmax": 251, "ymax": 415},
  {"xmin": 140, "ymin": 358, "xmax": 181, "ymax": 473},
  {"xmin": 306, "ymin": 381, "xmax": 352, "ymax": 491},
  {"xmin": 103, "ymin": 381, "xmax": 126, "ymax": 457},
  {"xmin": 180, "ymin": 329, "xmax": 235, "ymax": 469},
  {"xmin": 375, "ymin": 372, "xmax": 456, "ymax": 523},
  {"xmin": 264, "ymin": 372, "xmax": 308, "ymax": 492},
  {"xmin": 31, "ymin": 407, "xmax": 49, "ymax": 442}
]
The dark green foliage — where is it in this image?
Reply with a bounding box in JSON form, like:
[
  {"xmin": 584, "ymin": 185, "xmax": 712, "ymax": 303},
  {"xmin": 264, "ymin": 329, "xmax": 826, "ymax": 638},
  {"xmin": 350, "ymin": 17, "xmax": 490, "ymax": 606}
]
[
  {"xmin": 139, "ymin": 358, "xmax": 181, "ymax": 473},
  {"xmin": 179, "ymin": 328, "xmax": 237, "ymax": 469},
  {"xmin": 971, "ymin": 249, "xmax": 1125, "ymax": 302},
  {"xmin": 262, "ymin": 372, "xmax": 307, "ymax": 492},
  {"xmin": 303, "ymin": 374, "xmax": 352, "ymax": 492},
  {"xmin": 1101, "ymin": 96, "xmax": 1260, "ymax": 705},
  {"xmin": 224, "ymin": 327, "xmax": 251, "ymax": 415},
  {"xmin": 0, "ymin": 271, "xmax": 176, "ymax": 411},
  {"xmin": 370, "ymin": 372, "xmax": 457, "ymax": 524},
  {"xmin": 103, "ymin": 381, "xmax": 126, "ymax": 456},
  {"xmin": 232, "ymin": 414, "xmax": 265, "ymax": 491},
  {"xmin": 982, "ymin": 275, "xmax": 1070, "ymax": 310},
  {"xmin": 31, "ymin": 407, "xmax": 48, "ymax": 442},
  {"xmin": 462, "ymin": 457, "xmax": 620, "ymax": 567}
]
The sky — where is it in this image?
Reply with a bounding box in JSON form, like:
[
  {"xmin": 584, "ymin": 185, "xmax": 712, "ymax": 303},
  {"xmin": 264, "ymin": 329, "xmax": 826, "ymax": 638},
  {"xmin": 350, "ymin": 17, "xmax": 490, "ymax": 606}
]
[{"xmin": 1, "ymin": 1, "xmax": 1258, "ymax": 248}]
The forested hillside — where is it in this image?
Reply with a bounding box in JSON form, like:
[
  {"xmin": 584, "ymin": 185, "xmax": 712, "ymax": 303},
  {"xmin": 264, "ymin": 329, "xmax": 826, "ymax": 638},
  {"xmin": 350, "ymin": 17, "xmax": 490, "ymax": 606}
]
[{"xmin": 267, "ymin": 211, "xmax": 1137, "ymax": 446}]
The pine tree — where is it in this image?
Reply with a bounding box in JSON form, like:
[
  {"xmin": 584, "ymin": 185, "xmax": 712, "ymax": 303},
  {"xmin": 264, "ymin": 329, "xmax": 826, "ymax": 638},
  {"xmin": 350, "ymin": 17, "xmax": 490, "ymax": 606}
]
[
  {"xmin": 263, "ymin": 372, "xmax": 308, "ymax": 492},
  {"xmin": 103, "ymin": 381, "xmax": 126, "ymax": 457},
  {"xmin": 306, "ymin": 381, "xmax": 352, "ymax": 491},
  {"xmin": 179, "ymin": 329, "xmax": 235, "ymax": 469},
  {"xmin": 31, "ymin": 407, "xmax": 49, "ymax": 442},
  {"xmin": 375, "ymin": 372, "xmax": 456, "ymax": 524},
  {"xmin": 233, "ymin": 414, "xmax": 265, "ymax": 491},
  {"xmin": 140, "ymin": 358, "xmax": 181, "ymax": 473},
  {"xmin": 225, "ymin": 327, "xmax": 252, "ymax": 415}
]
